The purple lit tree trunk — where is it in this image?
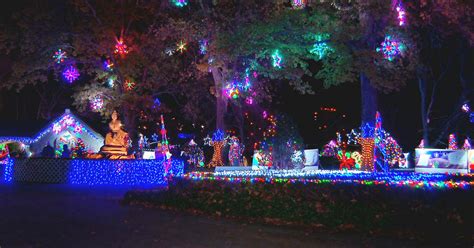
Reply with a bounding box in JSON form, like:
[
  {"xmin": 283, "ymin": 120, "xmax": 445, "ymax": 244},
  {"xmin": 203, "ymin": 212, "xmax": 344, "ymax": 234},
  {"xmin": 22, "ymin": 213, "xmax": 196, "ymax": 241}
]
[{"xmin": 360, "ymin": 73, "xmax": 378, "ymax": 126}]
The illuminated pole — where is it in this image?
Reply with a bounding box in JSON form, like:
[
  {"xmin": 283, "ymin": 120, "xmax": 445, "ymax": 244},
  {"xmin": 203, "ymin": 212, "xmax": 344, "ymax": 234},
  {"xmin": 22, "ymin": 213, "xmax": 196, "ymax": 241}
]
[{"xmin": 160, "ymin": 115, "xmax": 171, "ymax": 174}]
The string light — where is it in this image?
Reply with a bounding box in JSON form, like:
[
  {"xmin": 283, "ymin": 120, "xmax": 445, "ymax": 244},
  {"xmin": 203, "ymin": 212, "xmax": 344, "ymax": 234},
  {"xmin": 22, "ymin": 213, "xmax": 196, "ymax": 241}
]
[
  {"xmin": 182, "ymin": 171, "xmax": 473, "ymax": 190},
  {"xmin": 272, "ymin": 49, "xmax": 282, "ymax": 68},
  {"xmin": 461, "ymin": 103, "xmax": 470, "ymax": 113},
  {"xmin": 448, "ymin": 134, "xmax": 458, "ymax": 150},
  {"xmin": 62, "ymin": 65, "xmax": 80, "ymax": 83},
  {"xmin": 463, "ymin": 139, "xmax": 471, "ymax": 150},
  {"xmin": 103, "ymin": 59, "xmax": 114, "ymax": 71},
  {"xmin": 53, "ymin": 49, "xmax": 67, "ymax": 64},
  {"xmin": 376, "ymin": 35, "xmax": 406, "ymax": 61},
  {"xmin": 395, "ymin": 2, "xmax": 406, "ymax": 26}
]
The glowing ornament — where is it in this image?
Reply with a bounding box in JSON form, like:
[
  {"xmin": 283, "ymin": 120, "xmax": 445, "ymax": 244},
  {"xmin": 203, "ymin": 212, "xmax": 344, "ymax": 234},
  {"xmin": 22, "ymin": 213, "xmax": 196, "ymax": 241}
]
[
  {"xmin": 114, "ymin": 38, "xmax": 129, "ymax": 56},
  {"xmin": 165, "ymin": 48, "xmax": 175, "ymax": 56},
  {"xmin": 123, "ymin": 79, "xmax": 136, "ymax": 91},
  {"xmin": 90, "ymin": 95, "xmax": 104, "ymax": 112},
  {"xmin": 463, "ymin": 139, "xmax": 471, "ymax": 150},
  {"xmin": 62, "ymin": 65, "xmax": 80, "ymax": 83},
  {"xmin": 291, "ymin": 0, "xmax": 306, "ymax": 9},
  {"xmin": 310, "ymin": 34, "xmax": 332, "ymax": 59},
  {"xmin": 448, "ymin": 134, "xmax": 458, "ymax": 150},
  {"xmin": 171, "ymin": 0, "xmax": 188, "ymax": 7},
  {"xmin": 396, "ymin": 3, "xmax": 406, "ymax": 26},
  {"xmin": 107, "ymin": 77, "xmax": 115, "ymax": 88},
  {"xmin": 176, "ymin": 40, "xmax": 187, "ymax": 53},
  {"xmin": 153, "ymin": 98, "xmax": 161, "ymax": 108},
  {"xmin": 53, "ymin": 49, "xmax": 67, "ymax": 64},
  {"xmin": 376, "ymin": 35, "xmax": 406, "ymax": 61},
  {"xmin": 224, "ymin": 84, "xmax": 240, "ymax": 99},
  {"xmin": 461, "ymin": 103, "xmax": 470, "ymax": 113},
  {"xmin": 199, "ymin": 39, "xmax": 208, "ymax": 55},
  {"xmin": 272, "ymin": 49, "xmax": 282, "ymax": 68},
  {"xmin": 103, "ymin": 59, "xmax": 114, "ymax": 71},
  {"xmin": 246, "ymin": 97, "xmax": 254, "ymax": 105}
]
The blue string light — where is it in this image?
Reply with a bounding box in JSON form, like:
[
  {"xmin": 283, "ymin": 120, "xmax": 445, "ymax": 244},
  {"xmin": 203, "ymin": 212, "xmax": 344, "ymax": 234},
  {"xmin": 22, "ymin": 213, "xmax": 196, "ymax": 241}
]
[
  {"xmin": 3, "ymin": 158, "xmax": 14, "ymax": 183},
  {"xmin": 68, "ymin": 159, "xmax": 184, "ymax": 185}
]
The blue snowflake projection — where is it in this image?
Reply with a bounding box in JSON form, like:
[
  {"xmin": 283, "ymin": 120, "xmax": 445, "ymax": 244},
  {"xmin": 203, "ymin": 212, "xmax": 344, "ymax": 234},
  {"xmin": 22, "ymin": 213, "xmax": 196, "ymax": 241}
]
[
  {"xmin": 62, "ymin": 65, "xmax": 80, "ymax": 83},
  {"xmin": 151, "ymin": 133, "xmax": 160, "ymax": 143},
  {"xmin": 310, "ymin": 34, "xmax": 332, "ymax": 59},
  {"xmin": 376, "ymin": 35, "xmax": 406, "ymax": 61},
  {"xmin": 199, "ymin": 39, "xmax": 209, "ymax": 55}
]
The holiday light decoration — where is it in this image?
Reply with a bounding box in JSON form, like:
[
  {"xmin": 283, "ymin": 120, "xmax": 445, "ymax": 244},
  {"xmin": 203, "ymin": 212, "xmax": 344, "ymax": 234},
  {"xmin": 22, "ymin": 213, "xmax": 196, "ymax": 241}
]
[
  {"xmin": 199, "ymin": 39, "xmax": 208, "ymax": 55},
  {"xmin": 153, "ymin": 98, "xmax": 161, "ymax": 108},
  {"xmin": 291, "ymin": 150, "xmax": 304, "ymax": 166},
  {"xmin": 123, "ymin": 79, "xmax": 136, "ymax": 91},
  {"xmin": 263, "ymin": 114, "xmax": 277, "ymax": 139},
  {"xmin": 165, "ymin": 47, "xmax": 175, "ymax": 56},
  {"xmin": 395, "ymin": 3, "xmax": 406, "ymax": 26},
  {"xmin": 114, "ymin": 38, "xmax": 129, "ymax": 56},
  {"xmin": 53, "ymin": 49, "xmax": 67, "ymax": 64},
  {"xmin": 171, "ymin": 0, "xmax": 188, "ymax": 7},
  {"xmin": 359, "ymin": 137, "xmax": 375, "ymax": 171},
  {"xmin": 463, "ymin": 139, "xmax": 471, "ymax": 150},
  {"xmin": 291, "ymin": 0, "xmax": 306, "ymax": 9},
  {"xmin": 228, "ymin": 137, "xmax": 244, "ymax": 166},
  {"xmin": 176, "ymin": 40, "xmax": 187, "ymax": 53},
  {"xmin": 204, "ymin": 130, "xmax": 229, "ymax": 167},
  {"xmin": 272, "ymin": 49, "xmax": 282, "ymax": 68},
  {"xmin": 103, "ymin": 59, "xmax": 114, "ymax": 71},
  {"xmin": 68, "ymin": 159, "xmax": 184, "ymax": 185},
  {"xmin": 310, "ymin": 34, "xmax": 332, "ymax": 59},
  {"xmin": 224, "ymin": 83, "xmax": 240, "ymax": 99},
  {"xmin": 62, "ymin": 65, "xmax": 80, "ymax": 83},
  {"xmin": 418, "ymin": 139, "xmax": 425, "ymax": 148},
  {"xmin": 107, "ymin": 77, "xmax": 115, "ymax": 88},
  {"xmin": 3, "ymin": 158, "xmax": 14, "ymax": 183},
  {"xmin": 184, "ymin": 171, "xmax": 473, "ymax": 190},
  {"xmin": 90, "ymin": 95, "xmax": 104, "ymax": 112},
  {"xmin": 351, "ymin": 151, "xmax": 362, "ymax": 169},
  {"xmin": 182, "ymin": 140, "xmax": 205, "ymax": 167},
  {"xmin": 376, "ymin": 35, "xmax": 406, "ymax": 61},
  {"xmin": 448, "ymin": 134, "xmax": 458, "ymax": 150},
  {"xmin": 246, "ymin": 97, "xmax": 254, "ymax": 105},
  {"xmin": 461, "ymin": 103, "xmax": 470, "ymax": 113},
  {"xmin": 158, "ymin": 115, "xmax": 172, "ymax": 173}
]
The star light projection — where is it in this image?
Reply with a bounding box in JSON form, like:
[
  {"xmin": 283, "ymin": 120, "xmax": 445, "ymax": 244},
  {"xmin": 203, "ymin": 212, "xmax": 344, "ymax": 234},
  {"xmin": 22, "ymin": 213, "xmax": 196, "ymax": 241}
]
[
  {"xmin": 53, "ymin": 49, "xmax": 67, "ymax": 64},
  {"xmin": 376, "ymin": 35, "xmax": 406, "ymax": 61},
  {"xmin": 123, "ymin": 79, "xmax": 136, "ymax": 91},
  {"xmin": 176, "ymin": 40, "xmax": 187, "ymax": 53},
  {"xmin": 62, "ymin": 65, "xmax": 80, "ymax": 83}
]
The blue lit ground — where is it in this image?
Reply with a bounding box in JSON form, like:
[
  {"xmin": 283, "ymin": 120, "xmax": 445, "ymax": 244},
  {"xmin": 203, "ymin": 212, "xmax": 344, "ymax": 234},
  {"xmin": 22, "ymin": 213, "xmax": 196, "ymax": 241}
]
[{"xmin": 0, "ymin": 184, "xmax": 426, "ymax": 247}]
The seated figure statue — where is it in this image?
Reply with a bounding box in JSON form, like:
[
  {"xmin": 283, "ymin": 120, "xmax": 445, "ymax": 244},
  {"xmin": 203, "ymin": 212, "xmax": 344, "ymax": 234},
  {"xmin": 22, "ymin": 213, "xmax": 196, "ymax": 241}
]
[{"xmin": 100, "ymin": 110, "xmax": 130, "ymax": 158}]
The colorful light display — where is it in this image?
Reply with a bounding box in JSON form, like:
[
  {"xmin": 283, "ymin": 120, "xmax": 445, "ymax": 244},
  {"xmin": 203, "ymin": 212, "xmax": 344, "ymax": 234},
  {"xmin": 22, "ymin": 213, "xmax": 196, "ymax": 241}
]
[
  {"xmin": 90, "ymin": 95, "xmax": 104, "ymax": 112},
  {"xmin": 395, "ymin": 3, "xmax": 406, "ymax": 26},
  {"xmin": 310, "ymin": 34, "xmax": 332, "ymax": 59},
  {"xmin": 171, "ymin": 0, "xmax": 188, "ymax": 7},
  {"xmin": 176, "ymin": 40, "xmax": 187, "ymax": 53},
  {"xmin": 3, "ymin": 158, "xmax": 14, "ymax": 183},
  {"xmin": 272, "ymin": 49, "xmax": 282, "ymax": 68},
  {"xmin": 376, "ymin": 35, "xmax": 406, "ymax": 61},
  {"xmin": 461, "ymin": 103, "xmax": 470, "ymax": 113},
  {"xmin": 103, "ymin": 59, "xmax": 114, "ymax": 71},
  {"xmin": 183, "ymin": 171, "xmax": 473, "ymax": 190},
  {"xmin": 114, "ymin": 38, "xmax": 129, "ymax": 56},
  {"xmin": 123, "ymin": 79, "xmax": 136, "ymax": 91},
  {"xmin": 67, "ymin": 159, "xmax": 184, "ymax": 185},
  {"xmin": 53, "ymin": 49, "xmax": 67, "ymax": 64},
  {"xmin": 204, "ymin": 130, "xmax": 229, "ymax": 167},
  {"xmin": 199, "ymin": 39, "xmax": 208, "ymax": 55},
  {"xmin": 291, "ymin": 0, "xmax": 306, "ymax": 9},
  {"xmin": 463, "ymin": 139, "xmax": 471, "ymax": 150},
  {"xmin": 448, "ymin": 134, "xmax": 458, "ymax": 150},
  {"xmin": 62, "ymin": 65, "xmax": 80, "ymax": 83}
]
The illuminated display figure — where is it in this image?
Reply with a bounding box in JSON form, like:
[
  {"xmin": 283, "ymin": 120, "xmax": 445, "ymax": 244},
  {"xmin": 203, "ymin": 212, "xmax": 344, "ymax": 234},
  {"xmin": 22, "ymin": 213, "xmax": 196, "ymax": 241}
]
[
  {"xmin": 204, "ymin": 130, "xmax": 229, "ymax": 167},
  {"xmin": 228, "ymin": 136, "xmax": 244, "ymax": 166}
]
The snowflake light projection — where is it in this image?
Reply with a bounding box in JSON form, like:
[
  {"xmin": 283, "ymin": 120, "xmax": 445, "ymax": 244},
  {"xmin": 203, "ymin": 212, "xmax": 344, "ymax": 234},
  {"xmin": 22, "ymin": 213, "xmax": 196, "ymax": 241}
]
[
  {"xmin": 123, "ymin": 79, "xmax": 136, "ymax": 91},
  {"xmin": 291, "ymin": 0, "xmax": 306, "ymax": 9},
  {"xmin": 53, "ymin": 49, "xmax": 67, "ymax": 64},
  {"xmin": 103, "ymin": 59, "xmax": 114, "ymax": 71},
  {"xmin": 62, "ymin": 65, "xmax": 80, "ymax": 83},
  {"xmin": 199, "ymin": 39, "xmax": 209, "ymax": 55},
  {"xmin": 165, "ymin": 47, "xmax": 175, "ymax": 56},
  {"xmin": 114, "ymin": 38, "xmax": 129, "ymax": 56},
  {"xmin": 90, "ymin": 95, "xmax": 104, "ymax": 112},
  {"xmin": 376, "ymin": 35, "xmax": 406, "ymax": 61},
  {"xmin": 176, "ymin": 40, "xmax": 187, "ymax": 53},
  {"xmin": 310, "ymin": 34, "xmax": 332, "ymax": 59},
  {"xmin": 272, "ymin": 49, "xmax": 283, "ymax": 68},
  {"xmin": 396, "ymin": 3, "xmax": 406, "ymax": 26},
  {"xmin": 171, "ymin": 0, "xmax": 188, "ymax": 7},
  {"xmin": 153, "ymin": 98, "xmax": 161, "ymax": 109}
]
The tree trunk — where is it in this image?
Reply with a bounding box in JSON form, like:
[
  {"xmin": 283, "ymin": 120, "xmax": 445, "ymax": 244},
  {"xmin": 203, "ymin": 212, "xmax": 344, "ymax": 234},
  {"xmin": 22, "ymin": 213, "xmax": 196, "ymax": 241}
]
[
  {"xmin": 417, "ymin": 73, "xmax": 430, "ymax": 147},
  {"xmin": 360, "ymin": 72, "xmax": 378, "ymax": 126},
  {"xmin": 211, "ymin": 66, "xmax": 227, "ymax": 131}
]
